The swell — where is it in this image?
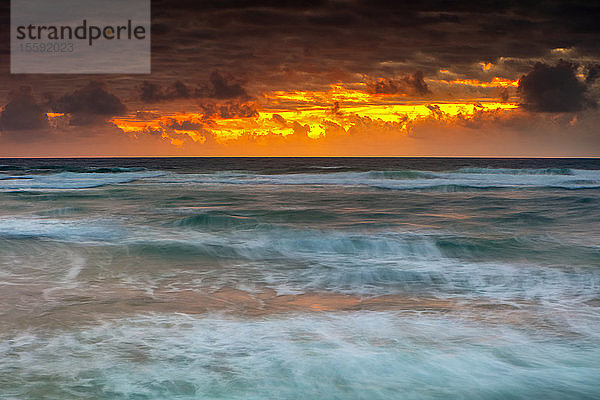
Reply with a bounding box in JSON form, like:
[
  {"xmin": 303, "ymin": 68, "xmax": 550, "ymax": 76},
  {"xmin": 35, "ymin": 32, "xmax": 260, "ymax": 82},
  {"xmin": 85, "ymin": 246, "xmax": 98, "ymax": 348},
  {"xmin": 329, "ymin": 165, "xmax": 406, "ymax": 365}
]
[
  {"xmin": 103, "ymin": 230, "xmax": 599, "ymax": 298},
  {"xmin": 0, "ymin": 170, "xmax": 163, "ymax": 190},
  {"xmin": 2, "ymin": 216, "xmax": 598, "ymax": 267},
  {"xmin": 5, "ymin": 224, "xmax": 596, "ymax": 299},
  {"xmin": 151, "ymin": 168, "xmax": 600, "ymax": 190},
  {"xmin": 456, "ymin": 167, "xmax": 575, "ymax": 175},
  {"xmin": 1, "ymin": 167, "xmax": 599, "ymax": 191},
  {"xmin": 172, "ymin": 209, "xmax": 339, "ymax": 228}
]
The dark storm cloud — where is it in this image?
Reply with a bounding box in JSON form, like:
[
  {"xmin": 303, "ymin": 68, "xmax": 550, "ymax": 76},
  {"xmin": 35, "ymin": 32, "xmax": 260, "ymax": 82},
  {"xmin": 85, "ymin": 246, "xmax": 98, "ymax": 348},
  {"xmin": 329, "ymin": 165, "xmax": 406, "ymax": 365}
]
[
  {"xmin": 0, "ymin": 2, "xmax": 8, "ymax": 58},
  {"xmin": 585, "ymin": 64, "xmax": 600, "ymax": 84},
  {"xmin": 52, "ymin": 81, "xmax": 126, "ymax": 125},
  {"xmin": 140, "ymin": 81, "xmax": 166, "ymax": 102},
  {"xmin": 0, "ymin": 86, "xmax": 48, "ymax": 131},
  {"xmin": 146, "ymin": 0, "xmax": 600, "ymax": 88},
  {"xmin": 138, "ymin": 71, "xmax": 249, "ymax": 103},
  {"xmin": 140, "ymin": 80, "xmax": 199, "ymax": 102},
  {"xmin": 1, "ymin": 1, "xmax": 600, "ymax": 114},
  {"xmin": 367, "ymin": 72, "xmax": 430, "ymax": 95},
  {"xmin": 208, "ymin": 71, "xmax": 249, "ymax": 99},
  {"xmin": 518, "ymin": 61, "xmax": 596, "ymax": 113}
]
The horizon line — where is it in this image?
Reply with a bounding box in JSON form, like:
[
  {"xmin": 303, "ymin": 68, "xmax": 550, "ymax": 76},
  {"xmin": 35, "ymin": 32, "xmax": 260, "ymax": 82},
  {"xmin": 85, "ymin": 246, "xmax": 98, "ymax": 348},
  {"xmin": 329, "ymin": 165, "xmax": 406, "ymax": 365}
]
[{"xmin": 1, "ymin": 155, "xmax": 600, "ymax": 160}]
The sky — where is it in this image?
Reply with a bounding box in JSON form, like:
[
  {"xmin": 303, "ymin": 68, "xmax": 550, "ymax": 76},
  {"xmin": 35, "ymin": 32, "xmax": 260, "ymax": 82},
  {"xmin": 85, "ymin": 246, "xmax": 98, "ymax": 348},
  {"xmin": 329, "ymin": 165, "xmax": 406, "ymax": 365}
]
[{"xmin": 1, "ymin": 0, "xmax": 600, "ymax": 157}]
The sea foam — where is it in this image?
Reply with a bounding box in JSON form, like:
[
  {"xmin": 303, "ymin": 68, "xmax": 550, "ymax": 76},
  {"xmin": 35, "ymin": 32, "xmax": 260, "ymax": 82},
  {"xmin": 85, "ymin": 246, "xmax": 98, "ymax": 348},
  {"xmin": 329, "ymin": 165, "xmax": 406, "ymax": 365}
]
[{"xmin": 1, "ymin": 312, "xmax": 598, "ymax": 399}]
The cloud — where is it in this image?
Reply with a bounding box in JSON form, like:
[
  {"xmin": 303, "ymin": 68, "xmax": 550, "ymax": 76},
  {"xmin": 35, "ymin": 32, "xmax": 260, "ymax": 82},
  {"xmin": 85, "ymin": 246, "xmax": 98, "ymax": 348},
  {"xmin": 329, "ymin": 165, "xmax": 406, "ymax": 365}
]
[
  {"xmin": 138, "ymin": 0, "xmax": 600, "ymax": 94},
  {"xmin": 585, "ymin": 63, "xmax": 600, "ymax": 84},
  {"xmin": 138, "ymin": 71, "xmax": 250, "ymax": 103},
  {"xmin": 0, "ymin": 86, "xmax": 48, "ymax": 131},
  {"xmin": 52, "ymin": 81, "xmax": 126, "ymax": 124},
  {"xmin": 139, "ymin": 81, "xmax": 163, "ymax": 102},
  {"xmin": 2, "ymin": 1, "xmax": 600, "ymax": 99},
  {"xmin": 198, "ymin": 99, "xmax": 258, "ymax": 118},
  {"xmin": 271, "ymin": 113, "xmax": 287, "ymax": 125},
  {"xmin": 518, "ymin": 61, "xmax": 596, "ymax": 112},
  {"xmin": 139, "ymin": 80, "xmax": 201, "ymax": 102},
  {"xmin": 426, "ymin": 104, "xmax": 443, "ymax": 118},
  {"xmin": 3, "ymin": 1, "xmax": 600, "ymax": 156},
  {"xmin": 367, "ymin": 72, "xmax": 430, "ymax": 96},
  {"xmin": 499, "ymin": 87, "xmax": 510, "ymax": 102},
  {"xmin": 208, "ymin": 71, "xmax": 249, "ymax": 99},
  {"xmin": 165, "ymin": 118, "xmax": 203, "ymax": 130},
  {"xmin": 111, "ymin": 105, "xmax": 599, "ymax": 157}
]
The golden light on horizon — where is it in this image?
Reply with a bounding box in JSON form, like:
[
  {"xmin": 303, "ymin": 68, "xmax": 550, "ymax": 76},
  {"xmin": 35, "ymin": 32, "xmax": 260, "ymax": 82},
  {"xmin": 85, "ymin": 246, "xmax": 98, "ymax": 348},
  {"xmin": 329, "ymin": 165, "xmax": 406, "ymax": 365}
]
[{"xmin": 110, "ymin": 81, "xmax": 519, "ymax": 147}]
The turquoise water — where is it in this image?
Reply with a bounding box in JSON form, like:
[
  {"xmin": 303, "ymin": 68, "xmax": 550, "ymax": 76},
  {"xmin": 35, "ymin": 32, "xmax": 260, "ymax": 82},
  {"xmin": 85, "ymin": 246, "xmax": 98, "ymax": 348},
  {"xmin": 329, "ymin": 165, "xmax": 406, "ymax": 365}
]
[{"xmin": 0, "ymin": 158, "xmax": 599, "ymax": 399}]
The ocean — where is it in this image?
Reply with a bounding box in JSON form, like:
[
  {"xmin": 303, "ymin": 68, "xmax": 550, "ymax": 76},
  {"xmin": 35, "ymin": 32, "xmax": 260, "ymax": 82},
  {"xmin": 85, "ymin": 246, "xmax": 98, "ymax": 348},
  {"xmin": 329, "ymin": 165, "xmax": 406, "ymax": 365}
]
[{"xmin": 1, "ymin": 157, "xmax": 599, "ymax": 399}]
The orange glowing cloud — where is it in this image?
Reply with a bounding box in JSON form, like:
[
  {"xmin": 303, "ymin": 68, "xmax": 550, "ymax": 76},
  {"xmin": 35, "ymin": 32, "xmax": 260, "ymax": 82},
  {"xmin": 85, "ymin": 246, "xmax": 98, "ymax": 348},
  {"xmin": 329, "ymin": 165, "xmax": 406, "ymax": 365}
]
[
  {"xmin": 110, "ymin": 81, "xmax": 519, "ymax": 150},
  {"xmin": 440, "ymin": 77, "xmax": 518, "ymax": 88}
]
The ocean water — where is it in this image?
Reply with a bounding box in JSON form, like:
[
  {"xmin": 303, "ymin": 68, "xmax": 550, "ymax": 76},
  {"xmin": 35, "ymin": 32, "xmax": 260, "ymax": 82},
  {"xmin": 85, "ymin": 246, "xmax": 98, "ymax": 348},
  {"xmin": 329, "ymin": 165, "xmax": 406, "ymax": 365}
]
[{"xmin": 0, "ymin": 157, "xmax": 599, "ymax": 399}]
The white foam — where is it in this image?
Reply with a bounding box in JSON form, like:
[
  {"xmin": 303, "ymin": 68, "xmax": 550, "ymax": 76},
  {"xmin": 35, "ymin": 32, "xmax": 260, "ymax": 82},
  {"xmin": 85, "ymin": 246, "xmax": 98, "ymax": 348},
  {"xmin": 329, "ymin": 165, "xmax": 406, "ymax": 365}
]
[{"xmin": 1, "ymin": 312, "xmax": 598, "ymax": 399}]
